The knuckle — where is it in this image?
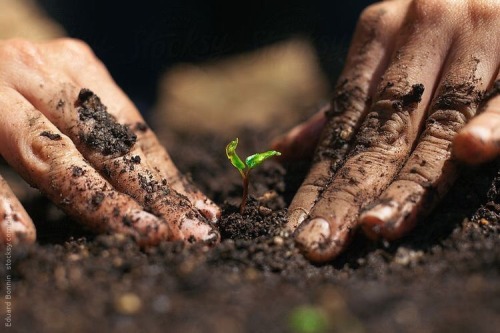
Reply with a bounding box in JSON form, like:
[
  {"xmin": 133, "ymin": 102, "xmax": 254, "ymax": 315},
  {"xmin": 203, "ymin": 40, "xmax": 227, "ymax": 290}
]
[
  {"xmin": 467, "ymin": 0, "xmax": 500, "ymax": 26},
  {"xmin": 410, "ymin": 0, "xmax": 454, "ymax": 25},
  {"xmin": 425, "ymin": 110, "xmax": 466, "ymax": 142},
  {"xmin": 376, "ymin": 77, "xmax": 425, "ymax": 104},
  {"xmin": 19, "ymin": 124, "xmax": 76, "ymax": 184},
  {"xmin": 2, "ymin": 38, "xmax": 37, "ymax": 54},
  {"xmin": 137, "ymin": 130, "xmax": 160, "ymax": 155},
  {"xmin": 54, "ymin": 38, "xmax": 98, "ymax": 63},
  {"xmin": 431, "ymin": 82, "xmax": 482, "ymax": 122},
  {"xmin": 0, "ymin": 39, "xmax": 42, "ymax": 67},
  {"xmin": 398, "ymin": 140, "xmax": 451, "ymax": 187},
  {"xmin": 358, "ymin": 2, "xmax": 397, "ymax": 37},
  {"xmin": 359, "ymin": 2, "xmax": 385, "ymax": 24},
  {"xmin": 360, "ymin": 85, "xmax": 416, "ymax": 145},
  {"xmin": 30, "ymin": 132, "xmax": 73, "ymax": 165},
  {"xmin": 59, "ymin": 38, "xmax": 92, "ymax": 53},
  {"xmin": 353, "ymin": 108, "xmax": 410, "ymax": 153},
  {"xmin": 328, "ymin": 79, "xmax": 368, "ymax": 120},
  {"xmin": 376, "ymin": 80, "xmax": 409, "ymax": 100}
]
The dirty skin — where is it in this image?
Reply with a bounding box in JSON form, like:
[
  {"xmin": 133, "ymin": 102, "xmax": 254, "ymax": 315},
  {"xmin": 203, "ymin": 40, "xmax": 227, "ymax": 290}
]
[
  {"xmin": 351, "ymin": 83, "xmax": 425, "ymax": 157},
  {"xmin": 72, "ymin": 89, "xmax": 216, "ymax": 241},
  {"xmin": 362, "ymin": 62, "xmax": 487, "ymax": 241},
  {"xmin": 482, "ymin": 80, "xmax": 500, "ymax": 105},
  {"xmin": 310, "ymin": 6, "xmax": 391, "ymax": 167},
  {"xmin": 75, "ymin": 88, "xmax": 137, "ymax": 156},
  {"xmin": 315, "ymin": 79, "xmax": 369, "ymax": 167},
  {"xmin": 40, "ymin": 131, "xmax": 62, "ymax": 141}
]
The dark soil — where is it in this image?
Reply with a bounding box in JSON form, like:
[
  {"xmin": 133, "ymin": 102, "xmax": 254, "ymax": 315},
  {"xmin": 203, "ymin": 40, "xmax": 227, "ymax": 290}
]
[
  {"xmin": 1, "ymin": 122, "xmax": 500, "ymax": 333},
  {"xmin": 76, "ymin": 88, "xmax": 137, "ymax": 156},
  {"xmin": 39, "ymin": 131, "xmax": 62, "ymax": 141}
]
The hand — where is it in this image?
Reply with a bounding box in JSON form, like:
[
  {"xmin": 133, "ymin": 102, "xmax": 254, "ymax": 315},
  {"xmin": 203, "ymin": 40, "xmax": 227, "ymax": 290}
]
[
  {"xmin": 0, "ymin": 38, "xmax": 220, "ymax": 246},
  {"xmin": 273, "ymin": 0, "xmax": 500, "ymax": 262}
]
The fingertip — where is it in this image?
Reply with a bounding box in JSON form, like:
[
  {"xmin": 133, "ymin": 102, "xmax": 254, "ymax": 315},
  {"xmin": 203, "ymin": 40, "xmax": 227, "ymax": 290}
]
[
  {"xmin": 295, "ymin": 217, "xmax": 341, "ymax": 263},
  {"xmin": 454, "ymin": 126, "xmax": 495, "ymax": 164},
  {"xmin": 0, "ymin": 210, "xmax": 36, "ymax": 246},
  {"xmin": 270, "ymin": 106, "xmax": 328, "ymax": 162},
  {"xmin": 194, "ymin": 199, "xmax": 220, "ymax": 224},
  {"xmin": 179, "ymin": 215, "xmax": 220, "ymax": 244},
  {"xmin": 0, "ymin": 188, "xmax": 36, "ymax": 245},
  {"xmin": 359, "ymin": 202, "xmax": 396, "ymax": 240},
  {"xmin": 360, "ymin": 213, "xmax": 386, "ymax": 241},
  {"xmin": 360, "ymin": 203, "xmax": 416, "ymax": 241},
  {"xmin": 270, "ymin": 129, "xmax": 299, "ymax": 162},
  {"xmin": 128, "ymin": 210, "xmax": 172, "ymax": 245}
]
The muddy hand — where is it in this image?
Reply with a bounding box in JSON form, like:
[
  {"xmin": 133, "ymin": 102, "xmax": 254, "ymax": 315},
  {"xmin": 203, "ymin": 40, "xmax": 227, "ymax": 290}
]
[
  {"xmin": 273, "ymin": 0, "xmax": 500, "ymax": 262},
  {"xmin": 0, "ymin": 38, "xmax": 220, "ymax": 246}
]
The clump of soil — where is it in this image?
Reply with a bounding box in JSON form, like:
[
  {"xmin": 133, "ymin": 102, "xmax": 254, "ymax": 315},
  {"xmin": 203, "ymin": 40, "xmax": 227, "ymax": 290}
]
[
  {"xmin": 76, "ymin": 88, "xmax": 137, "ymax": 156},
  {"xmin": 40, "ymin": 131, "xmax": 62, "ymax": 141},
  {"xmin": 1, "ymin": 126, "xmax": 500, "ymax": 333},
  {"xmin": 401, "ymin": 83, "xmax": 424, "ymax": 106}
]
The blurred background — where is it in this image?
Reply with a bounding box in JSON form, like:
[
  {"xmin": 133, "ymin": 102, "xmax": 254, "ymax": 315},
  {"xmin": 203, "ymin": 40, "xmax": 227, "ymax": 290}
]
[{"xmin": 1, "ymin": 0, "xmax": 374, "ymax": 135}]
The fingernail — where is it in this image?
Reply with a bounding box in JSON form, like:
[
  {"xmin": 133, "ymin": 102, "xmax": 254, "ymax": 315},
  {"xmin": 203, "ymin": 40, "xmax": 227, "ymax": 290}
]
[
  {"xmin": 467, "ymin": 126, "xmax": 491, "ymax": 142},
  {"xmin": 194, "ymin": 199, "xmax": 220, "ymax": 223},
  {"xmin": 360, "ymin": 202, "xmax": 397, "ymax": 239},
  {"xmin": 287, "ymin": 209, "xmax": 308, "ymax": 230},
  {"xmin": 360, "ymin": 216, "xmax": 385, "ymax": 240},
  {"xmin": 180, "ymin": 216, "xmax": 219, "ymax": 242},
  {"xmin": 128, "ymin": 210, "xmax": 171, "ymax": 240},
  {"xmin": 454, "ymin": 127, "xmax": 493, "ymax": 164},
  {"xmin": 295, "ymin": 217, "xmax": 331, "ymax": 249}
]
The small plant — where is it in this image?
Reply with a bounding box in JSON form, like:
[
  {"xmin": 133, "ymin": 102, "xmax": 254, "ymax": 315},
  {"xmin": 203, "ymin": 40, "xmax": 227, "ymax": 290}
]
[
  {"xmin": 289, "ymin": 306, "xmax": 328, "ymax": 333},
  {"xmin": 226, "ymin": 138, "xmax": 281, "ymax": 213}
]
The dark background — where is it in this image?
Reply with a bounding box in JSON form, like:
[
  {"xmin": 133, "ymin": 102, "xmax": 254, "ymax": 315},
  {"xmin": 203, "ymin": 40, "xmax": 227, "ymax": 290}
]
[{"xmin": 38, "ymin": 0, "xmax": 374, "ymax": 114}]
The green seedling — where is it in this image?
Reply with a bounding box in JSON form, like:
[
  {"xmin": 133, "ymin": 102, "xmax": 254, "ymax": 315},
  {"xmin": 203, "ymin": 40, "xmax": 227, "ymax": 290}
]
[
  {"xmin": 289, "ymin": 306, "xmax": 328, "ymax": 333},
  {"xmin": 226, "ymin": 138, "xmax": 281, "ymax": 213}
]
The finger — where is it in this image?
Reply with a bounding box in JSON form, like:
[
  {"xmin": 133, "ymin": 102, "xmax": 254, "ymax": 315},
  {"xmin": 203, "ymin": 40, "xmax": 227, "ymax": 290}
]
[
  {"xmin": 5, "ymin": 39, "xmax": 218, "ymax": 241},
  {"xmin": 295, "ymin": 3, "xmax": 454, "ymax": 262},
  {"xmin": 134, "ymin": 127, "xmax": 221, "ymax": 223},
  {"xmin": 47, "ymin": 38, "xmax": 220, "ymax": 223},
  {"xmin": 0, "ymin": 89, "xmax": 171, "ymax": 245},
  {"xmin": 454, "ymin": 77, "xmax": 500, "ymax": 164},
  {"xmin": 271, "ymin": 102, "xmax": 329, "ymax": 162},
  {"xmin": 0, "ymin": 174, "xmax": 36, "ymax": 245},
  {"xmin": 286, "ymin": 0, "xmax": 409, "ymax": 231},
  {"xmin": 66, "ymin": 88, "xmax": 217, "ymax": 242},
  {"xmin": 361, "ymin": 53, "xmax": 498, "ymax": 240}
]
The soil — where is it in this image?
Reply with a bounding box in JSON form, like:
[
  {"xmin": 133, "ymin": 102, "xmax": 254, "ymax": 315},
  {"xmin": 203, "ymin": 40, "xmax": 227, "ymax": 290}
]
[
  {"xmin": 76, "ymin": 88, "xmax": 137, "ymax": 156},
  {"xmin": 1, "ymin": 120, "xmax": 500, "ymax": 333}
]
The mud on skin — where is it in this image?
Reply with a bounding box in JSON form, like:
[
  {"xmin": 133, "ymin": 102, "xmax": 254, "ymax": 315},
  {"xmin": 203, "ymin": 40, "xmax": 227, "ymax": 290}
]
[
  {"xmin": 75, "ymin": 88, "xmax": 137, "ymax": 156},
  {"xmin": 482, "ymin": 79, "xmax": 500, "ymax": 105},
  {"xmin": 315, "ymin": 79, "xmax": 367, "ymax": 166},
  {"xmin": 39, "ymin": 131, "xmax": 62, "ymax": 141},
  {"xmin": 3, "ymin": 129, "xmax": 499, "ymax": 332}
]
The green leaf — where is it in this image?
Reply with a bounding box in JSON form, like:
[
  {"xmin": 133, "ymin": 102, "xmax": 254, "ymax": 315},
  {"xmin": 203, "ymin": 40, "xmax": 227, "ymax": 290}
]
[
  {"xmin": 225, "ymin": 138, "xmax": 246, "ymax": 172},
  {"xmin": 289, "ymin": 306, "xmax": 328, "ymax": 333},
  {"xmin": 245, "ymin": 150, "xmax": 281, "ymax": 169}
]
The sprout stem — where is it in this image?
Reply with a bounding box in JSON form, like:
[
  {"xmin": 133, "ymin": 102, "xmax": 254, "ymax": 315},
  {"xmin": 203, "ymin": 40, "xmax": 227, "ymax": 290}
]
[
  {"xmin": 240, "ymin": 172, "xmax": 249, "ymax": 213},
  {"xmin": 225, "ymin": 138, "xmax": 280, "ymax": 214}
]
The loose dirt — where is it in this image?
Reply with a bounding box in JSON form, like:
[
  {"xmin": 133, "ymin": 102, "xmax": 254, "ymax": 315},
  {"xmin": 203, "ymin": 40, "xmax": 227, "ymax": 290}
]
[{"xmin": 1, "ymin": 124, "xmax": 499, "ymax": 333}]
